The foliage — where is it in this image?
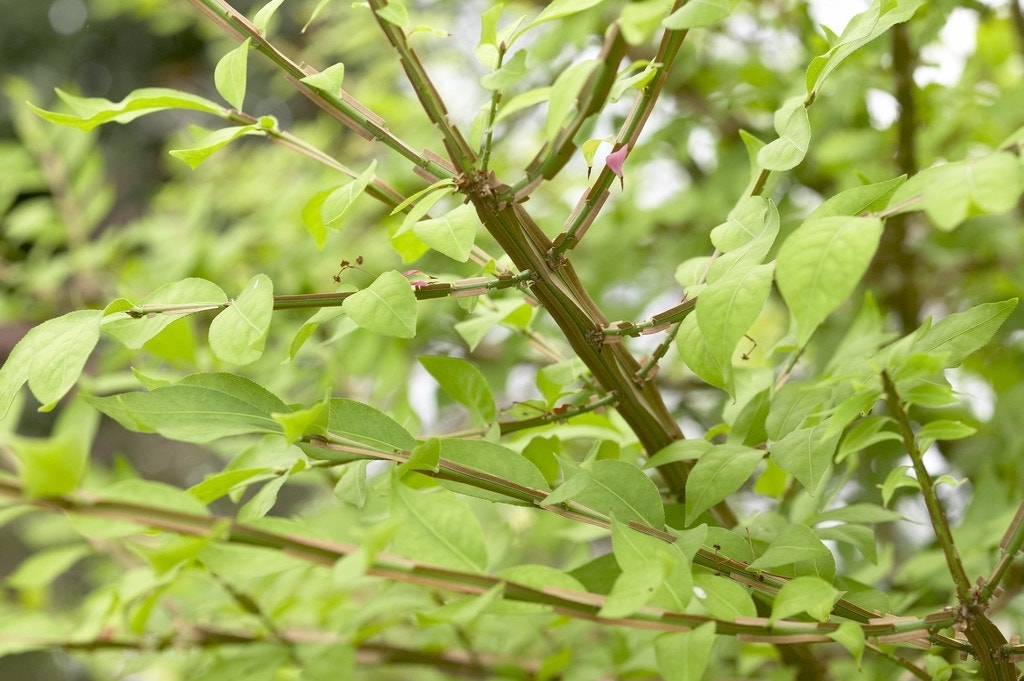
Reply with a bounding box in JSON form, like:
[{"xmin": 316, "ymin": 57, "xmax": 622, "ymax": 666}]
[{"xmin": 2, "ymin": 0, "xmax": 1024, "ymax": 679}]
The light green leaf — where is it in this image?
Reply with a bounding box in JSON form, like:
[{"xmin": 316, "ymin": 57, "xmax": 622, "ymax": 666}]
[
  {"xmin": 685, "ymin": 445, "xmax": 763, "ymax": 524},
  {"xmin": 619, "ymin": 0, "xmax": 673, "ymax": 45},
  {"xmin": 10, "ymin": 398, "xmax": 98, "ymax": 497},
  {"xmin": 908, "ymin": 299, "xmax": 1017, "ymax": 368},
  {"xmin": 188, "ymin": 468, "xmax": 275, "ymax": 504},
  {"xmin": 546, "ymin": 59, "xmax": 599, "ymax": 142},
  {"xmin": 169, "ymin": 124, "xmax": 261, "ymax": 168},
  {"xmin": 813, "ymin": 503, "xmax": 901, "ymax": 525},
  {"xmin": 599, "ymin": 560, "xmax": 667, "ymax": 618},
  {"xmin": 611, "ymin": 519, "xmax": 692, "ymax": 611},
  {"xmin": 655, "ymin": 622, "xmax": 716, "ymax": 681},
  {"xmin": 493, "ymin": 87, "xmax": 552, "ymax": 126},
  {"xmin": 645, "ymin": 439, "xmax": 713, "ymax": 468},
  {"xmin": 480, "ymin": 50, "xmax": 529, "ymax": 90},
  {"xmin": 454, "ymin": 298, "xmax": 533, "ymax": 351},
  {"xmin": 881, "ymin": 465, "xmax": 917, "ymax": 507},
  {"xmin": 770, "ymin": 423, "xmax": 840, "ymax": 494},
  {"xmin": 0, "ymin": 309, "xmax": 102, "ymax": 418},
  {"xmin": 765, "ymin": 381, "xmax": 831, "ymax": 441},
  {"xmin": 757, "ymin": 95, "xmax": 810, "ymax": 171},
  {"xmin": 539, "ymin": 469, "xmax": 592, "ymax": 507},
  {"xmin": 749, "ymin": 523, "xmax": 832, "ymax": 572},
  {"xmin": 300, "ymin": 62, "xmax": 346, "ymax": 96},
  {"xmin": 693, "ymin": 574, "xmax": 756, "ymax": 620},
  {"xmin": 412, "ymin": 204, "xmax": 478, "ymax": 262},
  {"xmin": 6, "ymin": 544, "xmax": 90, "ymax": 590},
  {"xmin": 917, "ymin": 420, "xmax": 976, "ymax": 447},
  {"xmin": 776, "ymin": 216, "xmax": 883, "ymax": 346},
  {"xmin": 529, "ymin": 0, "xmax": 604, "ymax": 28},
  {"xmin": 806, "ymin": 0, "xmax": 926, "ymax": 95},
  {"xmin": 807, "ymin": 175, "xmax": 906, "ymax": 220},
  {"xmin": 343, "ymin": 270, "xmax": 417, "ymax": 338},
  {"xmin": 209, "ymin": 273, "xmax": 274, "ymax": 365},
  {"xmin": 769, "ymin": 576, "xmax": 842, "ymax": 622},
  {"xmin": 214, "ymin": 38, "xmax": 251, "ymax": 110},
  {"xmin": 419, "ymin": 355, "xmax": 496, "ymax": 425},
  {"xmin": 677, "ymin": 313, "xmax": 726, "ymax": 390},
  {"xmin": 817, "ymin": 524, "xmax": 877, "ymax": 563},
  {"xmin": 577, "ymin": 459, "xmax": 665, "ymax": 528},
  {"xmin": 322, "ymin": 398, "xmax": 417, "ymax": 454},
  {"xmin": 829, "ymin": 620, "xmax": 866, "ymax": 667},
  {"xmin": 375, "ymin": 0, "xmax": 409, "ymax": 28},
  {"xmin": 272, "ymin": 399, "xmax": 327, "ymax": 444},
  {"xmin": 253, "ymin": 0, "xmax": 285, "ymax": 34},
  {"xmin": 663, "ymin": 0, "xmax": 736, "ymax": 29},
  {"xmin": 28, "ymin": 87, "xmax": 223, "ymax": 132},
  {"xmin": 476, "ymin": 3, "xmax": 503, "ymax": 68},
  {"xmin": 321, "ymin": 160, "xmax": 376, "ymax": 231},
  {"xmin": 887, "ymin": 153, "xmax": 1023, "ymax": 230},
  {"xmin": 495, "ymin": 565, "xmax": 586, "ymax": 614},
  {"xmin": 102, "ymin": 278, "xmax": 227, "ymax": 349},
  {"xmin": 397, "ymin": 437, "xmax": 441, "ymax": 475},
  {"xmin": 709, "ymin": 196, "xmax": 776, "ymax": 255},
  {"xmin": 836, "ymin": 416, "xmax": 900, "ymax": 462},
  {"xmin": 391, "ymin": 475, "xmax": 488, "ymax": 573}
]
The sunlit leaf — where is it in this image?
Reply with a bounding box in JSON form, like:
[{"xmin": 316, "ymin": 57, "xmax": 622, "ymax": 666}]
[
  {"xmin": 209, "ymin": 273, "xmax": 274, "ymax": 365},
  {"xmin": 214, "ymin": 38, "xmax": 250, "ymax": 110},
  {"xmin": 343, "ymin": 270, "xmax": 417, "ymax": 338},
  {"xmin": 391, "ymin": 475, "xmax": 488, "ymax": 572},
  {"xmin": 685, "ymin": 445, "xmax": 763, "ymax": 524},
  {"xmin": 28, "ymin": 87, "xmax": 223, "ymax": 132}
]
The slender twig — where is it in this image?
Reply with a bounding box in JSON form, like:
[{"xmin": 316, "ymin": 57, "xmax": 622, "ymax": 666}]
[
  {"xmin": 498, "ymin": 393, "xmax": 618, "ymax": 434},
  {"xmin": 979, "ymin": 500, "xmax": 1024, "ymax": 605},
  {"xmin": 600, "ymin": 299, "xmax": 696, "ymax": 339},
  {"xmin": 480, "ymin": 45, "xmax": 506, "ymax": 172}
]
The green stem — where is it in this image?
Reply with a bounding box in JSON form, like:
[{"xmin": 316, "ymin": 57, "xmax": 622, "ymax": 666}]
[
  {"xmin": 497, "ymin": 393, "xmax": 619, "ymax": 434},
  {"xmin": 601, "ymin": 298, "xmax": 696, "ymax": 338},
  {"xmin": 980, "ymin": 500, "xmax": 1024, "ymax": 604}
]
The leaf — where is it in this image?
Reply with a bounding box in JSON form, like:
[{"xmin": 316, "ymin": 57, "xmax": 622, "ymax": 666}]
[
  {"xmin": 807, "ymin": 175, "xmax": 906, "ymax": 220},
  {"xmin": 881, "ymin": 465, "xmax": 917, "ymax": 506},
  {"xmin": 546, "ymin": 59, "xmax": 599, "ymax": 142},
  {"xmin": 214, "ymin": 38, "xmax": 251, "ymax": 110},
  {"xmin": 598, "ymin": 561, "xmax": 667, "ymax": 618},
  {"xmin": 321, "ymin": 160, "xmax": 376, "ymax": 231},
  {"xmin": 253, "ymin": 0, "xmax": 285, "ymax": 34},
  {"xmin": 188, "ymin": 468, "xmax": 275, "ymax": 504},
  {"xmin": 300, "ymin": 62, "xmax": 346, "ymax": 96},
  {"xmin": 576, "ymin": 459, "xmax": 665, "ymax": 528},
  {"xmin": 663, "ymin": 0, "xmax": 737, "ymax": 29},
  {"xmin": 748, "ymin": 523, "xmax": 832, "ymax": 574},
  {"xmin": 887, "ymin": 153, "xmax": 1024, "ymax": 230},
  {"xmin": 685, "ymin": 445, "xmax": 763, "ymax": 524},
  {"xmin": 610, "ymin": 519, "xmax": 692, "ymax": 611},
  {"xmin": 208, "ymin": 273, "xmax": 274, "ymax": 365},
  {"xmin": 102, "ymin": 278, "xmax": 227, "ymax": 349},
  {"xmin": 10, "ymin": 398, "xmax": 98, "ymax": 498},
  {"xmin": 391, "ymin": 475, "xmax": 488, "ymax": 573},
  {"xmin": 480, "ymin": 50, "xmax": 529, "ymax": 90},
  {"xmin": 454, "ymin": 298, "xmax": 533, "ymax": 351},
  {"xmin": 28, "ymin": 87, "xmax": 223, "ymax": 132},
  {"xmin": 495, "ymin": 565, "xmax": 586, "ymax": 614},
  {"xmin": 829, "ymin": 620, "xmax": 866, "ymax": 667},
  {"xmin": 709, "ymin": 196, "xmax": 777, "ymax": 256},
  {"xmin": 776, "ymin": 216, "xmax": 883, "ymax": 346},
  {"xmin": 806, "ymin": 0, "xmax": 927, "ymax": 96},
  {"xmin": 493, "ymin": 87, "xmax": 552, "ymax": 126},
  {"xmin": 817, "ymin": 524, "xmax": 877, "ymax": 563},
  {"xmin": 917, "ymin": 420, "xmax": 976, "ymax": 448},
  {"xmin": 412, "ymin": 204, "xmax": 478, "ymax": 262},
  {"xmin": 6, "ymin": 545, "xmax": 91, "ymax": 590},
  {"xmin": 437, "ymin": 438, "xmax": 552, "ymax": 503},
  {"xmin": 375, "ymin": 0, "xmax": 409, "ymax": 28},
  {"xmin": 655, "ymin": 622, "xmax": 716, "ymax": 681},
  {"xmin": 677, "ymin": 313, "xmax": 726, "ymax": 390},
  {"xmin": 765, "ymin": 381, "xmax": 831, "ymax": 441},
  {"xmin": 908, "ymin": 299, "xmax": 1017, "ymax": 368},
  {"xmin": 272, "ymin": 399, "xmax": 326, "ymax": 444},
  {"xmin": 419, "ymin": 355, "xmax": 496, "ymax": 426},
  {"xmin": 0, "ymin": 309, "xmax": 103, "ymax": 418},
  {"xmin": 770, "ymin": 423, "xmax": 841, "ymax": 494},
  {"xmin": 693, "ymin": 574, "xmax": 756, "ymax": 620},
  {"xmin": 169, "ymin": 124, "xmax": 261, "ymax": 168},
  {"xmin": 769, "ymin": 576, "xmax": 842, "ymax": 622},
  {"xmin": 343, "ymin": 270, "xmax": 417, "ymax": 338},
  {"xmin": 325, "ymin": 398, "xmax": 417, "ymax": 453},
  {"xmin": 757, "ymin": 95, "xmax": 810, "ymax": 171},
  {"xmin": 619, "ymin": 0, "xmax": 674, "ymax": 45},
  {"xmin": 529, "ymin": 0, "xmax": 604, "ymax": 28},
  {"xmin": 813, "ymin": 503, "xmax": 901, "ymax": 525}
]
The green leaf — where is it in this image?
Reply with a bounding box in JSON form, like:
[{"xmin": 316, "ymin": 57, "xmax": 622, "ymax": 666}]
[
  {"xmin": 214, "ymin": 38, "xmax": 250, "ymax": 110},
  {"xmin": 610, "ymin": 519, "xmax": 692, "ymax": 611},
  {"xmin": 677, "ymin": 313, "xmax": 726, "ymax": 390},
  {"xmin": 748, "ymin": 523, "xmax": 833, "ymax": 575},
  {"xmin": 887, "ymin": 153, "xmax": 1024, "ymax": 230},
  {"xmin": 757, "ymin": 96, "xmax": 810, "ymax": 171},
  {"xmin": 770, "ymin": 423, "xmax": 841, "ymax": 494},
  {"xmin": 397, "ymin": 437, "xmax": 441, "ymax": 475},
  {"xmin": 917, "ymin": 420, "xmax": 977, "ymax": 448},
  {"xmin": 480, "ymin": 50, "xmax": 529, "ymax": 90},
  {"xmin": 28, "ymin": 87, "xmax": 223, "ymax": 132},
  {"xmin": 301, "ymin": 186, "xmax": 334, "ymax": 248},
  {"xmin": 765, "ymin": 381, "xmax": 831, "ymax": 441},
  {"xmin": 829, "ymin": 620, "xmax": 866, "ymax": 667},
  {"xmin": 272, "ymin": 399, "xmax": 326, "ymax": 444},
  {"xmin": 529, "ymin": 0, "xmax": 604, "ymax": 28},
  {"xmin": 102, "ymin": 278, "xmax": 227, "ymax": 349},
  {"xmin": 85, "ymin": 373, "xmax": 287, "ymax": 443},
  {"xmin": 619, "ymin": 0, "xmax": 674, "ymax": 45},
  {"xmin": 577, "ymin": 459, "xmax": 666, "ymax": 529},
  {"xmin": 419, "ymin": 355, "xmax": 496, "ymax": 426},
  {"xmin": 188, "ymin": 468, "xmax": 275, "ymax": 504},
  {"xmin": 769, "ymin": 576, "xmax": 842, "ymax": 622},
  {"xmin": 6, "ymin": 544, "xmax": 91, "ymax": 590},
  {"xmin": 663, "ymin": 0, "xmax": 737, "ymax": 29},
  {"xmin": 10, "ymin": 398, "xmax": 98, "ymax": 498},
  {"xmin": 493, "ymin": 87, "xmax": 552, "ymax": 126},
  {"xmin": 817, "ymin": 524, "xmax": 877, "ymax": 563},
  {"xmin": 253, "ymin": 0, "xmax": 285, "ymax": 34},
  {"xmin": 836, "ymin": 416, "xmax": 899, "ymax": 462},
  {"xmin": 321, "ymin": 160, "xmax": 376, "ymax": 231},
  {"xmin": 776, "ymin": 216, "xmax": 883, "ymax": 346},
  {"xmin": 881, "ymin": 465, "xmax": 917, "ymax": 506},
  {"xmin": 813, "ymin": 503, "xmax": 901, "ymax": 525},
  {"xmin": 412, "ymin": 204, "xmax": 478, "ymax": 262},
  {"xmin": 692, "ymin": 574, "xmax": 756, "ymax": 620},
  {"xmin": 709, "ymin": 196, "xmax": 778, "ymax": 257},
  {"xmin": 546, "ymin": 59, "xmax": 599, "ymax": 142},
  {"xmin": 655, "ymin": 622, "xmax": 716, "ymax": 681},
  {"xmin": 208, "ymin": 273, "xmax": 274, "ymax": 365},
  {"xmin": 454, "ymin": 298, "xmax": 533, "ymax": 351},
  {"xmin": 908, "ymin": 299, "xmax": 1017, "ymax": 368},
  {"xmin": 695, "ymin": 263, "xmax": 773, "ymax": 393},
  {"xmin": 300, "ymin": 62, "xmax": 346, "ymax": 96},
  {"xmin": 599, "ymin": 560, "xmax": 667, "ymax": 618},
  {"xmin": 375, "ymin": 0, "xmax": 409, "ymax": 28},
  {"xmin": 169, "ymin": 124, "xmax": 261, "ymax": 168},
  {"xmin": 806, "ymin": 0, "xmax": 927, "ymax": 95},
  {"xmin": 391, "ymin": 475, "xmax": 488, "ymax": 572},
  {"xmin": 495, "ymin": 564, "xmax": 586, "ymax": 614},
  {"xmin": 685, "ymin": 445, "xmax": 763, "ymax": 524},
  {"xmin": 539, "ymin": 469, "xmax": 592, "ymax": 507},
  {"xmin": 807, "ymin": 175, "xmax": 906, "ymax": 220},
  {"xmin": 0, "ymin": 309, "xmax": 103, "ymax": 418},
  {"xmin": 645, "ymin": 440, "xmax": 713, "ymax": 468},
  {"xmin": 343, "ymin": 270, "xmax": 417, "ymax": 338},
  {"xmin": 476, "ymin": 3, "xmax": 503, "ymax": 68}
]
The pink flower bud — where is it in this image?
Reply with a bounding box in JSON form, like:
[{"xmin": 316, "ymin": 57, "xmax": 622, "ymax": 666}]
[{"xmin": 605, "ymin": 144, "xmax": 628, "ymax": 188}]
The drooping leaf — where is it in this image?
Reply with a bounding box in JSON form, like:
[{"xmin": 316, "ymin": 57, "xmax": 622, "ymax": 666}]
[
  {"xmin": 321, "ymin": 160, "xmax": 376, "ymax": 231},
  {"xmin": 214, "ymin": 38, "xmax": 251, "ymax": 110},
  {"xmin": 419, "ymin": 355, "xmax": 496, "ymax": 426},
  {"xmin": 0, "ymin": 309, "xmax": 103, "ymax": 418},
  {"xmin": 208, "ymin": 273, "xmax": 274, "ymax": 365},
  {"xmin": 343, "ymin": 270, "xmax": 417, "ymax": 338},
  {"xmin": 829, "ymin": 620, "xmax": 866, "ymax": 667},
  {"xmin": 28, "ymin": 87, "xmax": 223, "ymax": 132},
  {"xmin": 776, "ymin": 216, "xmax": 883, "ymax": 346},
  {"xmin": 654, "ymin": 622, "xmax": 716, "ymax": 681},
  {"xmin": 169, "ymin": 124, "xmax": 262, "ymax": 168},
  {"xmin": 391, "ymin": 474, "xmax": 488, "ymax": 573},
  {"xmin": 685, "ymin": 445, "xmax": 763, "ymax": 524},
  {"xmin": 757, "ymin": 96, "xmax": 810, "ymax": 171}
]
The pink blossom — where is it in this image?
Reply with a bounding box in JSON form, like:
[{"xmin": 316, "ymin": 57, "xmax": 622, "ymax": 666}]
[{"xmin": 605, "ymin": 144, "xmax": 628, "ymax": 188}]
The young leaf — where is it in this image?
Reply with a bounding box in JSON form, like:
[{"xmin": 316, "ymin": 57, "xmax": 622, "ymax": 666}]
[
  {"xmin": 908, "ymin": 299, "xmax": 1017, "ymax": 368},
  {"xmin": 529, "ymin": 0, "xmax": 604, "ymax": 28},
  {"xmin": 807, "ymin": 175, "xmax": 906, "ymax": 220},
  {"xmin": 208, "ymin": 273, "xmax": 274, "ymax": 365},
  {"xmin": 391, "ymin": 475, "xmax": 488, "ymax": 573},
  {"xmin": 655, "ymin": 622, "xmax": 716, "ymax": 681},
  {"xmin": 829, "ymin": 620, "xmax": 866, "ymax": 667},
  {"xmin": 101, "ymin": 278, "xmax": 227, "ymax": 349},
  {"xmin": 9, "ymin": 398, "xmax": 98, "ymax": 498},
  {"xmin": 169, "ymin": 124, "xmax": 261, "ymax": 168},
  {"xmin": 253, "ymin": 0, "xmax": 285, "ymax": 34},
  {"xmin": 546, "ymin": 59, "xmax": 599, "ymax": 142},
  {"xmin": 214, "ymin": 38, "xmax": 251, "ymax": 110},
  {"xmin": 685, "ymin": 445, "xmax": 763, "ymax": 524},
  {"xmin": 419, "ymin": 355, "xmax": 496, "ymax": 426},
  {"xmin": 664, "ymin": 0, "xmax": 737, "ymax": 29},
  {"xmin": 757, "ymin": 95, "xmax": 810, "ymax": 171},
  {"xmin": 480, "ymin": 50, "xmax": 529, "ymax": 90},
  {"xmin": 776, "ymin": 216, "xmax": 883, "ymax": 346},
  {"xmin": 343, "ymin": 270, "xmax": 417, "ymax": 338},
  {"xmin": 0, "ymin": 309, "xmax": 103, "ymax": 418},
  {"xmin": 321, "ymin": 160, "xmax": 377, "ymax": 231},
  {"xmin": 770, "ymin": 424, "xmax": 841, "ymax": 494},
  {"xmin": 412, "ymin": 204, "xmax": 478, "ymax": 262},
  {"xmin": 611, "ymin": 518, "xmax": 692, "ymax": 611},
  {"xmin": 769, "ymin": 576, "xmax": 842, "ymax": 622},
  {"xmin": 28, "ymin": 87, "xmax": 223, "ymax": 132},
  {"xmin": 300, "ymin": 62, "xmax": 346, "ymax": 96}
]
